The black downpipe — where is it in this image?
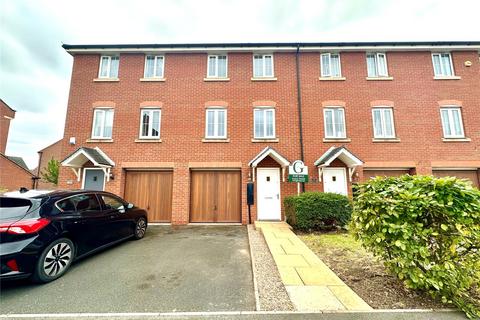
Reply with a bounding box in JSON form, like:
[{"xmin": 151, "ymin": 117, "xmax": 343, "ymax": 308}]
[{"xmin": 295, "ymin": 45, "xmax": 305, "ymax": 193}]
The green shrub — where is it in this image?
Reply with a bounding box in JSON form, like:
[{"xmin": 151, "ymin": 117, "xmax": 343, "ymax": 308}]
[
  {"xmin": 351, "ymin": 175, "xmax": 480, "ymax": 318},
  {"xmin": 285, "ymin": 192, "xmax": 352, "ymax": 231}
]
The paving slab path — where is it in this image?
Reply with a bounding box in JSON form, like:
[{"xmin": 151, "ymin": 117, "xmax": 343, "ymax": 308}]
[{"xmin": 255, "ymin": 221, "xmax": 372, "ymax": 312}]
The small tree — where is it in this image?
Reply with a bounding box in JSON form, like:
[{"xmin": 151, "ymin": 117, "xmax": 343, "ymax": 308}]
[{"xmin": 41, "ymin": 158, "xmax": 59, "ymax": 185}]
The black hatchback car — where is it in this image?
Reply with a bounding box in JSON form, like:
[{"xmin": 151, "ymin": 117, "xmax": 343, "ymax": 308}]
[{"xmin": 0, "ymin": 190, "xmax": 148, "ymax": 283}]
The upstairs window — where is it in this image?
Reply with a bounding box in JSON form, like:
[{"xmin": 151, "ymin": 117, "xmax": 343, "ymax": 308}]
[
  {"xmin": 372, "ymin": 108, "xmax": 396, "ymax": 138},
  {"xmin": 253, "ymin": 54, "xmax": 274, "ymax": 77},
  {"xmin": 432, "ymin": 53, "xmax": 454, "ymax": 77},
  {"xmin": 366, "ymin": 53, "xmax": 388, "ymax": 77},
  {"xmin": 320, "ymin": 53, "xmax": 342, "ymax": 77},
  {"xmin": 324, "ymin": 108, "xmax": 346, "ymax": 139},
  {"xmin": 254, "ymin": 108, "xmax": 275, "ymax": 139},
  {"xmin": 139, "ymin": 109, "xmax": 161, "ymax": 139},
  {"xmin": 440, "ymin": 107, "xmax": 464, "ymax": 138},
  {"xmin": 144, "ymin": 55, "xmax": 164, "ymax": 78},
  {"xmin": 207, "ymin": 55, "xmax": 227, "ymax": 78},
  {"xmin": 92, "ymin": 108, "xmax": 114, "ymax": 139},
  {"xmin": 205, "ymin": 109, "xmax": 227, "ymax": 139},
  {"xmin": 98, "ymin": 56, "xmax": 119, "ymax": 78}
]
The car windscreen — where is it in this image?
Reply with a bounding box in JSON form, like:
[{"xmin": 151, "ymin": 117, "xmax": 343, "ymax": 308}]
[{"xmin": 0, "ymin": 197, "xmax": 33, "ymax": 221}]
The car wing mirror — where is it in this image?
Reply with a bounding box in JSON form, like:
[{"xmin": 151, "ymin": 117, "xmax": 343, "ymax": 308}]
[
  {"xmin": 118, "ymin": 205, "xmax": 126, "ymax": 214},
  {"xmin": 127, "ymin": 203, "xmax": 134, "ymax": 209}
]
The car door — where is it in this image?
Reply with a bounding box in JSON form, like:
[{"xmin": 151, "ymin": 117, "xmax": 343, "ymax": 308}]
[
  {"xmin": 99, "ymin": 194, "xmax": 135, "ymax": 242},
  {"xmin": 56, "ymin": 193, "xmax": 110, "ymax": 256}
]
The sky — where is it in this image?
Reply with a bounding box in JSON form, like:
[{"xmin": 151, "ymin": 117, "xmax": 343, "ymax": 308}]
[{"xmin": 1, "ymin": 0, "xmax": 479, "ymax": 169}]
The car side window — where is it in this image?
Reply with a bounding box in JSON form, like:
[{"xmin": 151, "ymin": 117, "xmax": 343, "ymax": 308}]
[
  {"xmin": 56, "ymin": 194, "xmax": 101, "ymax": 213},
  {"xmin": 101, "ymin": 195, "xmax": 124, "ymax": 211}
]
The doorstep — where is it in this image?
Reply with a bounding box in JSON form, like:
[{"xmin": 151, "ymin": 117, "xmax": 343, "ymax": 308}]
[{"xmin": 255, "ymin": 221, "xmax": 372, "ymax": 312}]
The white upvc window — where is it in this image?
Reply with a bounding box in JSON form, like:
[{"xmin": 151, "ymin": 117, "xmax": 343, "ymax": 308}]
[
  {"xmin": 139, "ymin": 109, "xmax": 161, "ymax": 139},
  {"xmin": 92, "ymin": 108, "xmax": 114, "ymax": 139},
  {"xmin": 324, "ymin": 108, "xmax": 346, "ymax": 139},
  {"xmin": 98, "ymin": 56, "xmax": 119, "ymax": 78},
  {"xmin": 366, "ymin": 52, "xmax": 388, "ymax": 77},
  {"xmin": 207, "ymin": 55, "xmax": 228, "ymax": 78},
  {"xmin": 144, "ymin": 55, "xmax": 164, "ymax": 78},
  {"xmin": 320, "ymin": 53, "xmax": 342, "ymax": 77},
  {"xmin": 253, "ymin": 54, "xmax": 274, "ymax": 77},
  {"xmin": 440, "ymin": 107, "xmax": 465, "ymax": 138},
  {"xmin": 205, "ymin": 108, "xmax": 227, "ymax": 139},
  {"xmin": 254, "ymin": 108, "xmax": 275, "ymax": 139},
  {"xmin": 432, "ymin": 53, "xmax": 454, "ymax": 77},
  {"xmin": 372, "ymin": 107, "xmax": 396, "ymax": 138}
]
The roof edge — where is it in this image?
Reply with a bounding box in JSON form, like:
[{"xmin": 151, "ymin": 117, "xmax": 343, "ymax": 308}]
[{"xmin": 0, "ymin": 153, "xmax": 35, "ymax": 176}]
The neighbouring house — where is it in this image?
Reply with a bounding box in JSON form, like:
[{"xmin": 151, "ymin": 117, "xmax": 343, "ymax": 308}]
[
  {"xmin": 0, "ymin": 99, "xmax": 36, "ymax": 192},
  {"xmin": 58, "ymin": 41, "xmax": 480, "ymax": 225},
  {"xmin": 36, "ymin": 139, "xmax": 63, "ymax": 189}
]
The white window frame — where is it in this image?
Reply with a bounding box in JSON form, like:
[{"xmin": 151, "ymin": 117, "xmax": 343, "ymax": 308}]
[
  {"xmin": 139, "ymin": 108, "xmax": 162, "ymax": 139},
  {"xmin": 143, "ymin": 55, "xmax": 165, "ymax": 78},
  {"xmin": 91, "ymin": 108, "xmax": 114, "ymax": 139},
  {"xmin": 205, "ymin": 108, "xmax": 227, "ymax": 139},
  {"xmin": 371, "ymin": 107, "xmax": 396, "ymax": 138},
  {"xmin": 253, "ymin": 108, "xmax": 276, "ymax": 139},
  {"xmin": 431, "ymin": 53, "xmax": 454, "ymax": 76},
  {"xmin": 98, "ymin": 55, "xmax": 119, "ymax": 79},
  {"xmin": 320, "ymin": 53, "xmax": 342, "ymax": 77},
  {"xmin": 440, "ymin": 106, "xmax": 465, "ymax": 138},
  {"xmin": 366, "ymin": 52, "xmax": 389, "ymax": 77},
  {"xmin": 206, "ymin": 55, "xmax": 228, "ymax": 78},
  {"xmin": 323, "ymin": 107, "xmax": 346, "ymax": 139},
  {"xmin": 253, "ymin": 54, "xmax": 274, "ymax": 78}
]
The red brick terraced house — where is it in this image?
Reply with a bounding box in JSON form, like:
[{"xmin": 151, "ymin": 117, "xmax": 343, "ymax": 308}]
[{"xmin": 58, "ymin": 41, "xmax": 480, "ymax": 225}]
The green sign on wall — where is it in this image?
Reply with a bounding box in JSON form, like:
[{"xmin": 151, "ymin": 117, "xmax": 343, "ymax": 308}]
[{"xmin": 288, "ymin": 174, "xmax": 309, "ymax": 183}]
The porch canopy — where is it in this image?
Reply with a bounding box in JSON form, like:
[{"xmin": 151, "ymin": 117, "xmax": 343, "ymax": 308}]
[
  {"xmin": 314, "ymin": 146, "xmax": 363, "ymax": 181},
  {"xmin": 61, "ymin": 147, "xmax": 115, "ymax": 182},
  {"xmin": 248, "ymin": 146, "xmax": 290, "ymax": 182}
]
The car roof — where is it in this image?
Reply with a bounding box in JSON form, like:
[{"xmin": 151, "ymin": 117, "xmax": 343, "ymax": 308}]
[{"xmin": 2, "ymin": 189, "xmax": 118, "ymax": 201}]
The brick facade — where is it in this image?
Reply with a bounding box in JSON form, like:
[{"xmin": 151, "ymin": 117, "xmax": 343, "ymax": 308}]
[
  {"xmin": 36, "ymin": 140, "xmax": 63, "ymax": 189},
  {"xmin": 1, "ymin": 99, "xmax": 15, "ymax": 154},
  {"xmin": 58, "ymin": 43, "xmax": 480, "ymax": 224}
]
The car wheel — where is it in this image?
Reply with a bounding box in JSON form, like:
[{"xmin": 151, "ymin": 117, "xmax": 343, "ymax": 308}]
[
  {"xmin": 133, "ymin": 217, "xmax": 147, "ymax": 240},
  {"xmin": 32, "ymin": 238, "xmax": 75, "ymax": 283}
]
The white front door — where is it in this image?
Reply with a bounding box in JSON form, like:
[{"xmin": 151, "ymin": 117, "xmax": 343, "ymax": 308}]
[
  {"xmin": 323, "ymin": 168, "xmax": 348, "ymax": 195},
  {"xmin": 257, "ymin": 168, "xmax": 281, "ymax": 220}
]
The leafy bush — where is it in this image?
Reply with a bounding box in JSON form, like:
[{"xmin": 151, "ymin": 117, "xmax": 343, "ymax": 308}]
[
  {"xmin": 285, "ymin": 192, "xmax": 352, "ymax": 231},
  {"xmin": 351, "ymin": 175, "xmax": 480, "ymax": 318}
]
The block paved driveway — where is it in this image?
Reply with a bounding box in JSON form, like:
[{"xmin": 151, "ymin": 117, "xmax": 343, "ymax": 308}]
[{"xmin": 0, "ymin": 226, "xmax": 255, "ymax": 314}]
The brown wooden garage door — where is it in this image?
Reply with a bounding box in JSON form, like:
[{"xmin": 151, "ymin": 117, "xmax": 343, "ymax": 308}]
[
  {"xmin": 124, "ymin": 171, "xmax": 173, "ymax": 222},
  {"xmin": 363, "ymin": 169, "xmax": 411, "ymax": 181},
  {"xmin": 433, "ymin": 170, "xmax": 479, "ymax": 188},
  {"xmin": 190, "ymin": 170, "xmax": 241, "ymax": 223}
]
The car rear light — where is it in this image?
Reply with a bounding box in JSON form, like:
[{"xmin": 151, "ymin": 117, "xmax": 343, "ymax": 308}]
[
  {"xmin": 6, "ymin": 259, "xmax": 19, "ymax": 272},
  {"xmin": 0, "ymin": 218, "xmax": 50, "ymax": 234}
]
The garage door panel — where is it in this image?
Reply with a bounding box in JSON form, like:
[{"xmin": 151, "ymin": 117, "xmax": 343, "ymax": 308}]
[
  {"xmin": 125, "ymin": 171, "xmax": 173, "ymax": 222},
  {"xmin": 190, "ymin": 171, "xmax": 241, "ymax": 223},
  {"xmin": 216, "ymin": 172, "xmax": 241, "ymax": 222},
  {"xmin": 190, "ymin": 171, "xmax": 216, "ymax": 222},
  {"xmin": 433, "ymin": 170, "xmax": 479, "ymax": 188},
  {"xmin": 363, "ymin": 169, "xmax": 410, "ymax": 180}
]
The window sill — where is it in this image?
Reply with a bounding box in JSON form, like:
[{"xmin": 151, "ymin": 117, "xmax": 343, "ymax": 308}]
[
  {"xmin": 366, "ymin": 76, "xmax": 394, "ymax": 81},
  {"xmin": 203, "ymin": 77, "xmax": 230, "ymax": 82},
  {"xmin": 202, "ymin": 138, "xmax": 230, "ymax": 143},
  {"xmin": 372, "ymin": 138, "xmax": 401, "ymax": 143},
  {"xmin": 433, "ymin": 76, "xmax": 461, "ymax": 80},
  {"xmin": 251, "ymin": 138, "xmax": 279, "ymax": 143},
  {"xmin": 442, "ymin": 138, "xmax": 471, "ymax": 142},
  {"xmin": 93, "ymin": 78, "xmax": 119, "ymax": 82},
  {"xmin": 86, "ymin": 139, "xmax": 114, "ymax": 143},
  {"xmin": 251, "ymin": 77, "xmax": 277, "ymax": 81},
  {"xmin": 140, "ymin": 78, "xmax": 166, "ymax": 82},
  {"xmin": 135, "ymin": 139, "xmax": 162, "ymax": 143},
  {"xmin": 319, "ymin": 77, "xmax": 346, "ymax": 81},
  {"xmin": 323, "ymin": 138, "xmax": 351, "ymax": 142}
]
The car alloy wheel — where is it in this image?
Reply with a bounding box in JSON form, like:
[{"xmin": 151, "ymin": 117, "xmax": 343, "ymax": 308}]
[
  {"xmin": 135, "ymin": 218, "xmax": 147, "ymax": 239},
  {"xmin": 43, "ymin": 241, "xmax": 73, "ymax": 277}
]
